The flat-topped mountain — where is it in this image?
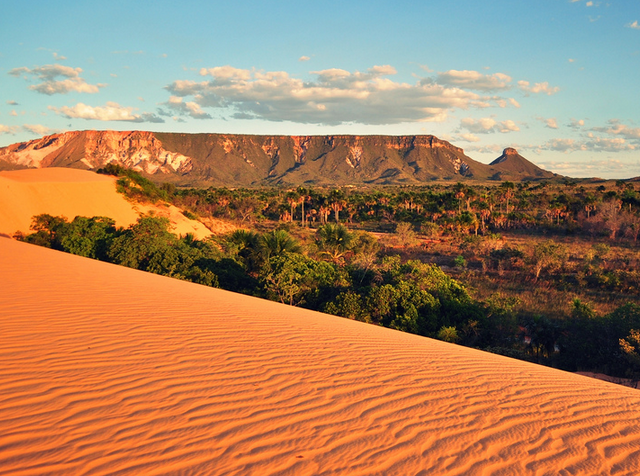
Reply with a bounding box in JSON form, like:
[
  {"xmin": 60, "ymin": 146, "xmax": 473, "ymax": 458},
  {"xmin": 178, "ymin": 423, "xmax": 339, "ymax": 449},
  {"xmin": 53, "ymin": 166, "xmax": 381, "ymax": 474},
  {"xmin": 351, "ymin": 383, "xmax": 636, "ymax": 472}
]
[
  {"xmin": 0, "ymin": 131, "xmax": 559, "ymax": 186},
  {"xmin": 489, "ymin": 147, "xmax": 552, "ymax": 180}
]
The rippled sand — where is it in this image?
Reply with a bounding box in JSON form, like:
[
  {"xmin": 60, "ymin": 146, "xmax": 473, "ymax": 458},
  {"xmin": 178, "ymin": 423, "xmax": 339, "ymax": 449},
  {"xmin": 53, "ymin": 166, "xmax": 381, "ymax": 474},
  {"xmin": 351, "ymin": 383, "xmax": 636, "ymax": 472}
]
[{"xmin": 1, "ymin": 238, "xmax": 639, "ymax": 475}]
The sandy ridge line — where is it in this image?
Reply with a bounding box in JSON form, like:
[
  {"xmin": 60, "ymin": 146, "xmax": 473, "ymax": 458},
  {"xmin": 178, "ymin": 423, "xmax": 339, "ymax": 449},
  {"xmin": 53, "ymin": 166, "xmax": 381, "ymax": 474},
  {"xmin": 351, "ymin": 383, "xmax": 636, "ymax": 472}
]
[{"xmin": 0, "ymin": 167, "xmax": 218, "ymax": 239}]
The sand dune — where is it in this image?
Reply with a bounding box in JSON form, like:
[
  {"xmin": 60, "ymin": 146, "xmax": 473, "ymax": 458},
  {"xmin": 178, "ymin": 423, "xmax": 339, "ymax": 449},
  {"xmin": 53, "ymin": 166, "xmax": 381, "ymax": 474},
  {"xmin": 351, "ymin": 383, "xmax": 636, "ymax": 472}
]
[
  {"xmin": 1, "ymin": 238, "xmax": 640, "ymax": 475},
  {"xmin": 0, "ymin": 168, "xmax": 212, "ymax": 239}
]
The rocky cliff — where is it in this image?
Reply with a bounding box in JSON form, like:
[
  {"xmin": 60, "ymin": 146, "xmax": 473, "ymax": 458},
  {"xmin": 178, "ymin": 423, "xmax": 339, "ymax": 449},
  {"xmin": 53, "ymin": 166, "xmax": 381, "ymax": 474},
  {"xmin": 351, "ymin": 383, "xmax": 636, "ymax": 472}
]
[{"xmin": 0, "ymin": 131, "xmax": 558, "ymax": 186}]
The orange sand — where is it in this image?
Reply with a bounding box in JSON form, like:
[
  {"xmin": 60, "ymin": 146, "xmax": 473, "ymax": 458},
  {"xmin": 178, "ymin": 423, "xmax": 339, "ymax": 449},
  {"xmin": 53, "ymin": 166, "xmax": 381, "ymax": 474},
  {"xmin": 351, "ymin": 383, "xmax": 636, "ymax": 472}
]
[
  {"xmin": 0, "ymin": 168, "xmax": 212, "ymax": 239},
  {"xmin": 1, "ymin": 238, "xmax": 640, "ymax": 475}
]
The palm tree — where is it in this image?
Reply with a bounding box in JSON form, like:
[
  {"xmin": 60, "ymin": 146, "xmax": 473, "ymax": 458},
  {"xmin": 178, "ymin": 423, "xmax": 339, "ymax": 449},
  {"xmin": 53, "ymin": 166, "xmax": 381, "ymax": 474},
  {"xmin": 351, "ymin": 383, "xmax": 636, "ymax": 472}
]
[
  {"xmin": 260, "ymin": 229, "xmax": 301, "ymax": 261},
  {"xmin": 316, "ymin": 223, "xmax": 354, "ymax": 263},
  {"xmin": 226, "ymin": 229, "xmax": 261, "ymax": 271},
  {"xmin": 331, "ymin": 200, "xmax": 345, "ymax": 223},
  {"xmin": 286, "ymin": 192, "xmax": 299, "ymax": 223},
  {"xmin": 297, "ymin": 188, "xmax": 310, "ymax": 226}
]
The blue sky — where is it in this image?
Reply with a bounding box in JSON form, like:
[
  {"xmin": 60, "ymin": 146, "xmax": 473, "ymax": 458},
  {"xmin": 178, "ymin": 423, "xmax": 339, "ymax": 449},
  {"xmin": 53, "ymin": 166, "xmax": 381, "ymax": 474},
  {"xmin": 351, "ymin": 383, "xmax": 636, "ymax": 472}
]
[{"xmin": 1, "ymin": 0, "xmax": 639, "ymax": 178}]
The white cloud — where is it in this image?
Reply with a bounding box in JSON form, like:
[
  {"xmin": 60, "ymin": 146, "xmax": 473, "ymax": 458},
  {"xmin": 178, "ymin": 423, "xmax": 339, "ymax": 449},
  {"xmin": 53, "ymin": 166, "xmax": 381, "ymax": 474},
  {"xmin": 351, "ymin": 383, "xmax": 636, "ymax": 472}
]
[
  {"xmin": 10, "ymin": 110, "xmax": 18, "ymax": 117},
  {"xmin": 166, "ymin": 65, "xmax": 483, "ymax": 125},
  {"xmin": 627, "ymin": 20, "xmax": 640, "ymax": 30},
  {"xmin": 460, "ymin": 117, "xmax": 520, "ymax": 134},
  {"xmin": 6, "ymin": 100, "xmax": 18, "ymax": 106},
  {"xmin": 499, "ymin": 120, "xmax": 520, "ymax": 132},
  {"xmin": 159, "ymin": 96, "xmax": 212, "ymax": 119},
  {"xmin": 569, "ymin": 118, "xmax": 585, "ymax": 129},
  {"xmin": 537, "ymin": 136, "xmax": 635, "ymax": 153},
  {"xmin": 465, "ymin": 143, "xmax": 505, "ymax": 154},
  {"xmin": 53, "ymin": 52, "xmax": 67, "ymax": 61},
  {"xmin": 435, "ymin": 70, "xmax": 512, "ymax": 91},
  {"xmin": 518, "ymin": 80, "xmax": 560, "ymax": 95},
  {"xmin": 593, "ymin": 121, "xmax": 640, "ymax": 142},
  {"xmin": 51, "ymin": 102, "xmax": 164, "ymax": 123},
  {"xmin": 545, "ymin": 117, "xmax": 558, "ymax": 129},
  {"xmin": 458, "ymin": 133, "xmax": 481, "ymax": 142},
  {"xmin": 8, "ymin": 64, "xmax": 105, "ymax": 95},
  {"xmin": 0, "ymin": 124, "xmax": 19, "ymax": 134},
  {"xmin": 494, "ymin": 97, "xmax": 520, "ymax": 109},
  {"xmin": 299, "ymin": 56, "xmax": 311, "ymax": 62},
  {"xmin": 537, "ymin": 158, "xmax": 640, "ymax": 179},
  {"xmin": 23, "ymin": 124, "xmax": 52, "ymax": 136}
]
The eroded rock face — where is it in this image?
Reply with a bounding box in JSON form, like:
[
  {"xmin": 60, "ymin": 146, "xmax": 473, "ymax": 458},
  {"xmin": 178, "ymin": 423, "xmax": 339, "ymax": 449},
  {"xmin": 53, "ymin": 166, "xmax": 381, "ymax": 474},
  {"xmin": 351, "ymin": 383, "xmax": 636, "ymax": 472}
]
[
  {"xmin": 81, "ymin": 131, "xmax": 193, "ymax": 174},
  {"xmin": 0, "ymin": 131, "xmax": 555, "ymax": 185},
  {"xmin": 0, "ymin": 133, "xmax": 71, "ymax": 168},
  {"xmin": 0, "ymin": 130, "xmax": 193, "ymax": 174}
]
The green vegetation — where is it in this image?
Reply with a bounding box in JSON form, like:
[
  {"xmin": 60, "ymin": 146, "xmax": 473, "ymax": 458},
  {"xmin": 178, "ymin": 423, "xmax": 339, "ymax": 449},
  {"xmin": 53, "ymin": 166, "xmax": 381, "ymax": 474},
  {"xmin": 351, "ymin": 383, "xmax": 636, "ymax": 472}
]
[{"xmin": 18, "ymin": 171, "xmax": 640, "ymax": 386}]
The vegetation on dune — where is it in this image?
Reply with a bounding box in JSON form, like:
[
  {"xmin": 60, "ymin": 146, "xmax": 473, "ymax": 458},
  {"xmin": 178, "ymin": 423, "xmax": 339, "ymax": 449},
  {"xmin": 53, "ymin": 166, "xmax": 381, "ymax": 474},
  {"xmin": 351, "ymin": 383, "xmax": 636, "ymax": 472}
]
[{"xmin": 16, "ymin": 169, "xmax": 640, "ymax": 386}]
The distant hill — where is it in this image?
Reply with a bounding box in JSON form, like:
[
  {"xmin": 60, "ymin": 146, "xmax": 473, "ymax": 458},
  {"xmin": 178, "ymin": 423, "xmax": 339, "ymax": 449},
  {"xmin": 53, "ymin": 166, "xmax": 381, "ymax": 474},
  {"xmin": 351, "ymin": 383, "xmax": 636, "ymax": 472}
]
[
  {"xmin": 0, "ymin": 131, "xmax": 560, "ymax": 186},
  {"xmin": 488, "ymin": 147, "xmax": 555, "ymax": 181}
]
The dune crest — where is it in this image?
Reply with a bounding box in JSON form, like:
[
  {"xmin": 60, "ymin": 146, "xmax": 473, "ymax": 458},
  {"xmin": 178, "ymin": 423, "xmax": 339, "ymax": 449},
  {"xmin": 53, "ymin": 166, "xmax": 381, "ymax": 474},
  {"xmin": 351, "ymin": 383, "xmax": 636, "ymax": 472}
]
[
  {"xmin": 1, "ymin": 238, "xmax": 640, "ymax": 475},
  {"xmin": 0, "ymin": 168, "xmax": 213, "ymax": 239}
]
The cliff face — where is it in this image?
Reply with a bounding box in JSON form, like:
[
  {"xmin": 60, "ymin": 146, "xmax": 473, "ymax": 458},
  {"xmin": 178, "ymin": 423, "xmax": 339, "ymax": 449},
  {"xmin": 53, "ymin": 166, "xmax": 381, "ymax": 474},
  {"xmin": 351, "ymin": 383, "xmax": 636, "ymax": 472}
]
[
  {"xmin": 0, "ymin": 131, "xmax": 192, "ymax": 174},
  {"xmin": 0, "ymin": 131, "xmax": 557, "ymax": 186}
]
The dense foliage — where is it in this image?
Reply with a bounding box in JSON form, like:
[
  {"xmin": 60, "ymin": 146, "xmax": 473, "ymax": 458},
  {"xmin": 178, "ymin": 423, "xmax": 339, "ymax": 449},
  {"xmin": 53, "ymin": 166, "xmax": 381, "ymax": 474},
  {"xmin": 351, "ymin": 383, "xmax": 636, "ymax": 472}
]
[
  {"xmin": 17, "ymin": 169, "xmax": 640, "ymax": 384},
  {"xmin": 19, "ymin": 207, "xmax": 640, "ymax": 384}
]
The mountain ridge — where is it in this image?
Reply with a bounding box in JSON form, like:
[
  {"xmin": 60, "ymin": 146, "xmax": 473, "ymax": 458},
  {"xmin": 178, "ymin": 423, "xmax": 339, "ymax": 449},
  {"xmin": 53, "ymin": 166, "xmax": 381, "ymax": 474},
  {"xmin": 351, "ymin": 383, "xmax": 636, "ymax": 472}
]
[{"xmin": 0, "ymin": 130, "xmax": 559, "ymax": 186}]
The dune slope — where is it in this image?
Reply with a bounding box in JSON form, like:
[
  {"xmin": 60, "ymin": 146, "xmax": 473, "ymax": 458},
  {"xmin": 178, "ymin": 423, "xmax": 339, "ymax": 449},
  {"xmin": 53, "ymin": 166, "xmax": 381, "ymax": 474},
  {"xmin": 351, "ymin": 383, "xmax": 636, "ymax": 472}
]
[
  {"xmin": 1, "ymin": 238, "xmax": 640, "ymax": 475},
  {"xmin": 0, "ymin": 168, "xmax": 139, "ymax": 236},
  {"xmin": 0, "ymin": 168, "xmax": 212, "ymax": 239}
]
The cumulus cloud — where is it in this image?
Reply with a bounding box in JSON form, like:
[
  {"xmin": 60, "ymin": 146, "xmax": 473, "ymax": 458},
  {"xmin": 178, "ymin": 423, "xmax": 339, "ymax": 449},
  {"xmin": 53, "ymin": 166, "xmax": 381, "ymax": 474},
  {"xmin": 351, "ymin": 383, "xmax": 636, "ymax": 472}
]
[
  {"xmin": 459, "ymin": 117, "xmax": 520, "ymax": 134},
  {"xmin": 593, "ymin": 120, "xmax": 640, "ymax": 143},
  {"xmin": 435, "ymin": 70, "xmax": 512, "ymax": 91},
  {"xmin": 627, "ymin": 20, "xmax": 640, "ymax": 29},
  {"xmin": 518, "ymin": 80, "xmax": 560, "ymax": 95},
  {"xmin": 299, "ymin": 56, "xmax": 311, "ymax": 62},
  {"xmin": 536, "ymin": 159, "xmax": 640, "ymax": 179},
  {"xmin": 465, "ymin": 143, "xmax": 506, "ymax": 154},
  {"xmin": 23, "ymin": 124, "xmax": 52, "ymax": 136},
  {"xmin": 50, "ymin": 102, "xmax": 164, "ymax": 123},
  {"xmin": 159, "ymin": 96, "xmax": 212, "ymax": 119},
  {"xmin": 8, "ymin": 64, "xmax": 105, "ymax": 95},
  {"xmin": 537, "ymin": 136, "xmax": 635, "ymax": 153},
  {"xmin": 569, "ymin": 118, "xmax": 585, "ymax": 129},
  {"xmin": 0, "ymin": 124, "xmax": 19, "ymax": 135},
  {"xmin": 165, "ymin": 65, "xmax": 484, "ymax": 125},
  {"xmin": 539, "ymin": 117, "xmax": 558, "ymax": 129},
  {"xmin": 458, "ymin": 133, "xmax": 481, "ymax": 142},
  {"xmin": 6, "ymin": 100, "xmax": 18, "ymax": 106}
]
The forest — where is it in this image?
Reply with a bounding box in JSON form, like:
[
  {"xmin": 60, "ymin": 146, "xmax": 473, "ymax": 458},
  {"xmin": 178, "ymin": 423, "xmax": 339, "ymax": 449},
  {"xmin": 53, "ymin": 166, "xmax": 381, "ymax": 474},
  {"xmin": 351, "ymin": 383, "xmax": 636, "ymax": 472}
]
[{"xmin": 16, "ymin": 164, "xmax": 640, "ymax": 384}]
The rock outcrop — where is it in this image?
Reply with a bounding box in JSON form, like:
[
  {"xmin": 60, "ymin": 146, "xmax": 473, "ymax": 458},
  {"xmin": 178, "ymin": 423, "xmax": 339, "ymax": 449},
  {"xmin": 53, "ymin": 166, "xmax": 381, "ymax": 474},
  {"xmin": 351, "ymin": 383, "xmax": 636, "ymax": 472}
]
[
  {"xmin": 0, "ymin": 131, "xmax": 559, "ymax": 186},
  {"xmin": 489, "ymin": 147, "xmax": 554, "ymax": 181}
]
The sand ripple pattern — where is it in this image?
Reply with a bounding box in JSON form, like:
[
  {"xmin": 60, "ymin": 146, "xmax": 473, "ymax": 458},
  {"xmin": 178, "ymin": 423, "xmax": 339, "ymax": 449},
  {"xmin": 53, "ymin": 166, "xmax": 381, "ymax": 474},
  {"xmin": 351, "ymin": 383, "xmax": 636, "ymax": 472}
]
[{"xmin": 1, "ymin": 238, "xmax": 640, "ymax": 475}]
